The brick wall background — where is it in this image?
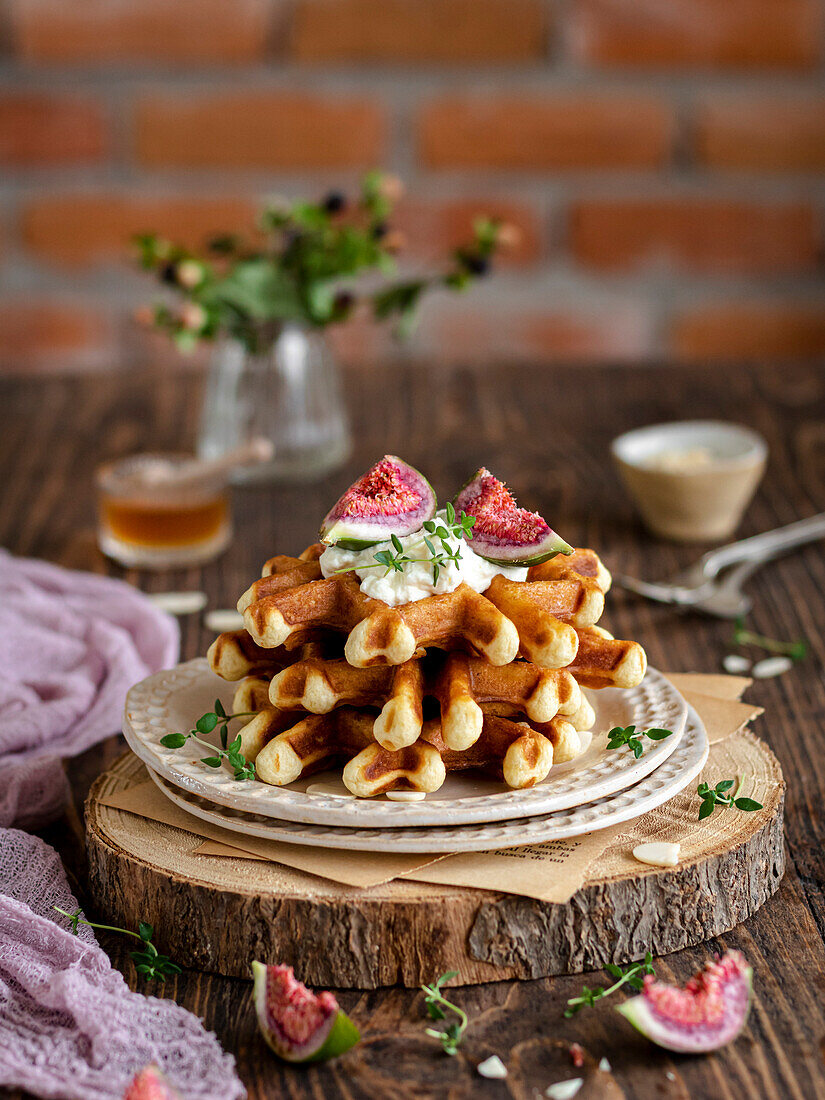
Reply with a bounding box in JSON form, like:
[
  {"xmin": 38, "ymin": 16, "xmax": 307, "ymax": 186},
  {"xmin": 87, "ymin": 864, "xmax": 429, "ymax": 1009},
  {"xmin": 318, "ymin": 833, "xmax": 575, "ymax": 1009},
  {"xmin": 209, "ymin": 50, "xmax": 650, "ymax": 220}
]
[{"xmin": 1, "ymin": 0, "xmax": 824, "ymax": 373}]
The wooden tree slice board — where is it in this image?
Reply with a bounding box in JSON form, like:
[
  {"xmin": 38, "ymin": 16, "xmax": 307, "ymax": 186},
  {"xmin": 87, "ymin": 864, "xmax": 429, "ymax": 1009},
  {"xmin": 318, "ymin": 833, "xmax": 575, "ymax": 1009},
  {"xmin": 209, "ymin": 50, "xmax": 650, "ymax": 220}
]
[{"xmin": 86, "ymin": 731, "xmax": 785, "ymax": 989}]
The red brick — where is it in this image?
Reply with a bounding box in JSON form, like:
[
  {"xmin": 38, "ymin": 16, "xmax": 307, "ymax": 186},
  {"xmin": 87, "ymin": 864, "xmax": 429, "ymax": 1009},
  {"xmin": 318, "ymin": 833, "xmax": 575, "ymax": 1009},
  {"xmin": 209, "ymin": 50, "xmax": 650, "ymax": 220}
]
[
  {"xmin": 432, "ymin": 304, "xmax": 652, "ymax": 363},
  {"xmin": 394, "ymin": 197, "xmax": 542, "ymax": 266},
  {"xmin": 569, "ymin": 0, "xmax": 820, "ymax": 69},
  {"xmin": 418, "ymin": 95, "xmax": 672, "ymax": 170},
  {"xmin": 672, "ymin": 303, "xmax": 825, "ymax": 362},
  {"xmin": 10, "ymin": 0, "xmax": 273, "ymax": 65},
  {"xmin": 697, "ymin": 98, "xmax": 825, "ymax": 170},
  {"xmin": 292, "ymin": 0, "xmax": 546, "ymax": 63},
  {"xmin": 0, "ymin": 302, "xmax": 112, "ymax": 373},
  {"xmin": 22, "ymin": 195, "xmax": 258, "ymax": 267},
  {"xmin": 0, "ymin": 94, "xmax": 106, "ymax": 166},
  {"xmin": 571, "ymin": 199, "xmax": 819, "ymax": 274},
  {"xmin": 137, "ymin": 93, "xmax": 385, "ymax": 169}
]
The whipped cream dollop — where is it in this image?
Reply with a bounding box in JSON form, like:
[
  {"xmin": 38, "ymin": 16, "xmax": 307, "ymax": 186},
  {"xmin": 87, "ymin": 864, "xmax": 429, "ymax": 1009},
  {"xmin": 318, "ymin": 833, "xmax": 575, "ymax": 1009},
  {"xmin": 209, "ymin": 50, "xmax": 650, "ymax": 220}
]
[{"xmin": 319, "ymin": 512, "xmax": 528, "ymax": 607}]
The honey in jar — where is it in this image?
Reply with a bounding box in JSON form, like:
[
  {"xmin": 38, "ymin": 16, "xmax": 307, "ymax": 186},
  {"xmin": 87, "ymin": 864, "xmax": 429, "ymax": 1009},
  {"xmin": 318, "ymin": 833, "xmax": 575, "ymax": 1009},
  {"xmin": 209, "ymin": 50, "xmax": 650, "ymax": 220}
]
[{"xmin": 96, "ymin": 454, "xmax": 232, "ymax": 568}]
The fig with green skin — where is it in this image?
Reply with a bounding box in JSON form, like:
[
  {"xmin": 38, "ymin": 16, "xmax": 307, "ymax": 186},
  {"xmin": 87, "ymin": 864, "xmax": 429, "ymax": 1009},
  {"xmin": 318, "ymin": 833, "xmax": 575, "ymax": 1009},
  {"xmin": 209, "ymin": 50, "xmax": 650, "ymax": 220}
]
[
  {"xmin": 452, "ymin": 468, "xmax": 572, "ymax": 566},
  {"xmin": 616, "ymin": 950, "xmax": 752, "ymax": 1053},
  {"xmin": 252, "ymin": 961, "xmax": 360, "ymax": 1063},
  {"xmin": 320, "ymin": 455, "xmax": 437, "ymax": 550},
  {"xmin": 122, "ymin": 1066, "xmax": 181, "ymax": 1100}
]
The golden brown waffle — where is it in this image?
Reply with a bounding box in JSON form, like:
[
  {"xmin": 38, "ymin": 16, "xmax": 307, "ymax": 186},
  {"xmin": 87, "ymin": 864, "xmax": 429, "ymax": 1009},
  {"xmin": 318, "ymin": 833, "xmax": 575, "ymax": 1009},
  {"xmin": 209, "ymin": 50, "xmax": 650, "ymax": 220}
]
[
  {"xmin": 203, "ymin": 538, "xmax": 645, "ymax": 798},
  {"xmin": 265, "ymin": 651, "xmax": 580, "ymax": 751},
  {"xmin": 239, "ymin": 548, "xmax": 609, "ymax": 669},
  {"xmin": 245, "ymin": 706, "xmax": 587, "ymax": 797}
]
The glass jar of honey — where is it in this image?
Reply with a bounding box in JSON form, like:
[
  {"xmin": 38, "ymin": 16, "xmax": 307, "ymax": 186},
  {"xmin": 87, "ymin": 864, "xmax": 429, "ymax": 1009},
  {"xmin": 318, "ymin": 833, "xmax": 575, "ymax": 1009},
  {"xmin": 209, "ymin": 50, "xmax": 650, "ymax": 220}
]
[{"xmin": 96, "ymin": 454, "xmax": 232, "ymax": 569}]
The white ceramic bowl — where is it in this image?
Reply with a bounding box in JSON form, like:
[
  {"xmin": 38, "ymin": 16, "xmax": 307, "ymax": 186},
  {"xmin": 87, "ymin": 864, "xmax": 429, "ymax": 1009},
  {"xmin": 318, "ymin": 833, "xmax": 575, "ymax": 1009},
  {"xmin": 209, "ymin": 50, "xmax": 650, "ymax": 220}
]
[{"xmin": 611, "ymin": 420, "xmax": 768, "ymax": 541}]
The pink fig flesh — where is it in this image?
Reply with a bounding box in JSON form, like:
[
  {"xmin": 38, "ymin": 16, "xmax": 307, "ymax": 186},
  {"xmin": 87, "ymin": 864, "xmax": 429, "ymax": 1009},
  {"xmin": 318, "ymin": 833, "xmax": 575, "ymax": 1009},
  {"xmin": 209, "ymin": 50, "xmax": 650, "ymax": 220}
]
[
  {"xmin": 252, "ymin": 961, "xmax": 360, "ymax": 1063},
  {"xmin": 616, "ymin": 950, "xmax": 752, "ymax": 1053},
  {"xmin": 452, "ymin": 467, "xmax": 572, "ymax": 565},
  {"xmin": 320, "ymin": 455, "xmax": 436, "ymax": 549}
]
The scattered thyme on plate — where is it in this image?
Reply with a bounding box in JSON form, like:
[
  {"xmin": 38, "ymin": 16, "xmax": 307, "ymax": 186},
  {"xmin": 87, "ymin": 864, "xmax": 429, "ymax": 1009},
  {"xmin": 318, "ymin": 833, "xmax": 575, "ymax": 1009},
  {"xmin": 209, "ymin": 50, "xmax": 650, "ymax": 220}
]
[
  {"xmin": 421, "ymin": 971, "xmax": 469, "ymax": 1055},
  {"xmin": 606, "ymin": 725, "xmax": 673, "ymax": 759},
  {"xmin": 564, "ymin": 953, "xmax": 656, "ymax": 1017},
  {"xmin": 53, "ymin": 908, "xmax": 181, "ymax": 982},
  {"xmin": 697, "ymin": 778, "xmax": 763, "ymax": 820},
  {"xmin": 160, "ymin": 698, "xmax": 257, "ymax": 781}
]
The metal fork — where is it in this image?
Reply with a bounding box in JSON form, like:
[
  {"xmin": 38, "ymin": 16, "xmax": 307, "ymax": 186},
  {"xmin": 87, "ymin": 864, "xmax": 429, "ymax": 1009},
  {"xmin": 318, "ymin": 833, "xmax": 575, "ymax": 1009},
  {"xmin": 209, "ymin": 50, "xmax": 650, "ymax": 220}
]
[{"xmin": 613, "ymin": 513, "xmax": 825, "ymax": 619}]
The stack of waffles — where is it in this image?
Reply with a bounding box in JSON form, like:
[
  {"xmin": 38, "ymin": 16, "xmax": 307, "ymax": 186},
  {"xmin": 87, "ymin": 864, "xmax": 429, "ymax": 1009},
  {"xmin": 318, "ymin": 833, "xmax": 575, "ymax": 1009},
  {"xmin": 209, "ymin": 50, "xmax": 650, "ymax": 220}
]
[{"xmin": 206, "ymin": 543, "xmax": 647, "ymax": 798}]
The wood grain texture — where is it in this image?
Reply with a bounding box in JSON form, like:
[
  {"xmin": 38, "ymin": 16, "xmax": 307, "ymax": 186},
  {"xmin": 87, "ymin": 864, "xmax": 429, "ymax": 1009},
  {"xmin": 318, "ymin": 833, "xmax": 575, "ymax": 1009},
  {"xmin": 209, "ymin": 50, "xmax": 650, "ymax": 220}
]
[
  {"xmin": 1, "ymin": 362, "xmax": 824, "ymax": 1099},
  {"xmin": 85, "ymin": 743, "xmax": 785, "ymax": 986}
]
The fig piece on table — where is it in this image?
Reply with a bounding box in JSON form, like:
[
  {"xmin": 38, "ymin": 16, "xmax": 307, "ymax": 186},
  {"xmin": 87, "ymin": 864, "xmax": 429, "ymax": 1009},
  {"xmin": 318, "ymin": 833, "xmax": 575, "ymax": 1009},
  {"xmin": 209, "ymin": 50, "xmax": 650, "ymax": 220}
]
[
  {"xmin": 252, "ymin": 961, "xmax": 360, "ymax": 1063},
  {"xmin": 616, "ymin": 950, "xmax": 752, "ymax": 1053}
]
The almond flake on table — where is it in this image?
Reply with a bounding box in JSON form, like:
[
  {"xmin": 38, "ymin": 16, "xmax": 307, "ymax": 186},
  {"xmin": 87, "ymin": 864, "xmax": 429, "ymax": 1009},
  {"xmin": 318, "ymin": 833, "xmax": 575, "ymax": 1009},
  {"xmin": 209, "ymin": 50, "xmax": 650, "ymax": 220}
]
[
  {"xmin": 632, "ymin": 842, "xmax": 681, "ymax": 867},
  {"xmin": 752, "ymin": 656, "xmax": 793, "ymax": 679},
  {"xmin": 723, "ymin": 655, "xmax": 752, "ymax": 674},
  {"xmin": 546, "ymin": 1080, "xmax": 583, "ymax": 1099},
  {"xmin": 386, "ymin": 790, "xmax": 427, "ymax": 802},
  {"xmin": 204, "ymin": 608, "xmax": 245, "ymax": 632},
  {"xmin": 147, "ymin": 591, "xmax": 208, "ymax": 615},
  {"xmin": 477, "ymin": 1055, "xmax": 507, "ymax": 1079}
]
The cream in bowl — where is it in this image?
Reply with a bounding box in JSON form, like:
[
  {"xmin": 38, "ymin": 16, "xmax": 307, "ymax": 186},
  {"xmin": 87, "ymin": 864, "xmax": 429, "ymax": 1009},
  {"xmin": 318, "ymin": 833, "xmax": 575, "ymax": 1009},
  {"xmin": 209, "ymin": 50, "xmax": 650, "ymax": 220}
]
[{"xmin": 611, "ymin": 421, "xmax": 768, "ymax": 542}]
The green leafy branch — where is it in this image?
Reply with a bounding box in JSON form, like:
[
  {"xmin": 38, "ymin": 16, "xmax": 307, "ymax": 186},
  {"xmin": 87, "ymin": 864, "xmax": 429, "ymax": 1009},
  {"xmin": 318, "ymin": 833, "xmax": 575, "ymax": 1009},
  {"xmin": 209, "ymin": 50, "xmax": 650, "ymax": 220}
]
[
  {"xmin": 697, "ymin": 778, "xmax": 763, "ymax": 820},
  {"xmin": 160, "ymin": 698, "xmax": 257, "ymax": 781},
  {"xmin": 731, "ymin": 618, "xmax": 807, "ymax": 662},
  {"xmin": 421, "ymin": 971, "xmax": 469, "ymax": 1055},
  {"xmin": 606, "ymin": 724, "xmax": 673, "ymax": 759},
  {"xmin": 53, "ymin": 908, "xmax": 181, "ymax": 982},
  {"xmin": 135, "ymin": 175, "xmax": 514, "ymax": 352},
  {"xmin": 564, "ymin": 953, "xmax": 656, "ymax": 1017}
]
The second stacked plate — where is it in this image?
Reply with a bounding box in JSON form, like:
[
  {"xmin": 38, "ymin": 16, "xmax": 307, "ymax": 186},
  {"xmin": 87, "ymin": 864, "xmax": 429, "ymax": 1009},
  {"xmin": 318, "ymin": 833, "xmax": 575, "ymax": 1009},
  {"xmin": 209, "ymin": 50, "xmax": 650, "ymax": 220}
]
[{"xmin": 121, "ymin": 660, "xmax": 705, "ymax": 851}]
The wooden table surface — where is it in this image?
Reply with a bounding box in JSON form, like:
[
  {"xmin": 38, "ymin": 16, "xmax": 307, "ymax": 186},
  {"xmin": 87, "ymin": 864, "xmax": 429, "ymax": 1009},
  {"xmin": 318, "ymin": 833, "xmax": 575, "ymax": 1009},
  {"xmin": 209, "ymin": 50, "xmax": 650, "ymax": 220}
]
[{"xmin": 2, "ymin": 362, "xmax": 824, "ymax": 1100}]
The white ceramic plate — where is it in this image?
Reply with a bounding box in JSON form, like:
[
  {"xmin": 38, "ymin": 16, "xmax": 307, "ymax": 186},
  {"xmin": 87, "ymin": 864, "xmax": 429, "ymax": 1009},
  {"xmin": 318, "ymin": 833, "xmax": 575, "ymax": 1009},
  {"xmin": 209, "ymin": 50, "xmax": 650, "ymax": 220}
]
[
  {"xmin": 146, "ymin": 704, "xmax": 708, "ymax": 854},
  {"xmin": 123, "ymin": 659, "xmax": 687, "ymax": 828}
]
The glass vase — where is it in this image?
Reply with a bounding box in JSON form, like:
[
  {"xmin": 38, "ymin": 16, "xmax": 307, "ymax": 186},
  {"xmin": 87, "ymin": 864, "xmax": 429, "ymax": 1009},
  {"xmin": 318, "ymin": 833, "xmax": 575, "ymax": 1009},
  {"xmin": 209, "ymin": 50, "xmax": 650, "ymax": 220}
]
[{"xmin": 197, "ymin": 324, "xmax": 351, "ymax": 483}]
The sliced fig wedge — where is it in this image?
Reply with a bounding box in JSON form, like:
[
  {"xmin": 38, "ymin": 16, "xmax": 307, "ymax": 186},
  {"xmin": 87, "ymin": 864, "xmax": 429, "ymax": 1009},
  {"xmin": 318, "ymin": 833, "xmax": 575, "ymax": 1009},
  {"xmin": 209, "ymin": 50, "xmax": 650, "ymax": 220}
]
[
  {"xmin": 252, "ymin": 961, "xmax": 360, "ymax": 1063},
  {"xmin": 452, "ymin": 467, "xmax": 572, "ymax": 566},
  {"xmin": 320, "ymin": 455, "xmax": 436, "ymax": 549},
  {"xmin": 616, "ymin": 950, "xmax": 752, "ymax": 1053}
]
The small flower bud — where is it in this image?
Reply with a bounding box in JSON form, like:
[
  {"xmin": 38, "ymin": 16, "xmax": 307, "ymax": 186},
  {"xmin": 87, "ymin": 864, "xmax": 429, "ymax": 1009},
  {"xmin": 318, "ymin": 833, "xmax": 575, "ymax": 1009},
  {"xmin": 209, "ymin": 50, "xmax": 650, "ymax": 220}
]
[
  {"xmin": 464, "ymin": 254, "xmax": 490, "ymax": 276},
  {"xmin": 377, "ymin": 174, "xmax": 404, "ymax": 202},
  {"xmin": 180, "ymin": 302, "xmax": 207, "ymax": 332},
  {"xmin": 496, "ymin": 222, "xmax": 523, "ymax": 249},
  {"xmin": 382, "ymin": 229, "xmax": 407, "ymax": 253},
  {"xmin": 323, "ymin": 191, "xmax": 346, "ymax": 214},
  {"xmin": 176, "ymin": 260, "xmax": 205, "ymax": 289}
]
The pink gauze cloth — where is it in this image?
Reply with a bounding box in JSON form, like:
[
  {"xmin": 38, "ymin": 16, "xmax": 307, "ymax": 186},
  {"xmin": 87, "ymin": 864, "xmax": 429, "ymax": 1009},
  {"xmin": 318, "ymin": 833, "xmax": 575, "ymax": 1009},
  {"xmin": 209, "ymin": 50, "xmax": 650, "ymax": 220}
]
[
  {"xmin": 0, "ymin": 552, "xmax": 245, "ymax": 1099},
  {"xmin": 0, "ymin": 549, "xmax": 179, "ymax": 828}
]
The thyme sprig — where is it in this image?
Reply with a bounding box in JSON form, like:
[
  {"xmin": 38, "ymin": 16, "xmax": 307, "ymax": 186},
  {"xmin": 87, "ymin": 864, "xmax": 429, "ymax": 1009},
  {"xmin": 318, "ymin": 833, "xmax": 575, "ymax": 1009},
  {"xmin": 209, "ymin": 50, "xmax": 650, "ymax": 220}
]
[
  {"xmin": 564, "ymin": 953, "xmax": 656, "ymax": 1017},
  {"xmin": 53, "ymin": 908, "xmax": 181, "ymax": 982},
  {"xmin": 338, "ymin": 504, "xmax": 476, "ymax": 586},
  {"xmin": 731, "ymin": 618, "xmax": 807, "ymax": 662},
  {"xmin": 697, "ymin": 777, "xmax": 763, "ymax": 820},
  {"xmin": 160, "ymin": 699, "xmax": 257, "ymax": 780},
  {"xmin": 606, "ymin": 724, "xmax": 673, "ymax": 759},
  {"xmin": 421, "ymin": 971, "xmax": 469, "ymax": 1055}
]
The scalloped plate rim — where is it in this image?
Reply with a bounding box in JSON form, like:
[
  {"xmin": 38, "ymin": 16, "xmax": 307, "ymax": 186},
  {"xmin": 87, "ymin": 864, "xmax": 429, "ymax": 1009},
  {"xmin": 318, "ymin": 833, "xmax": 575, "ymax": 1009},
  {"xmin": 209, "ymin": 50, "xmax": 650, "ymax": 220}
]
[
  {"xmin": 143, "ymin": 704, "xmax": 709, "ymax": 854},
  {"xmin": 122, "ymin": 659, "xmax": 688, "ymax": 828}
]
